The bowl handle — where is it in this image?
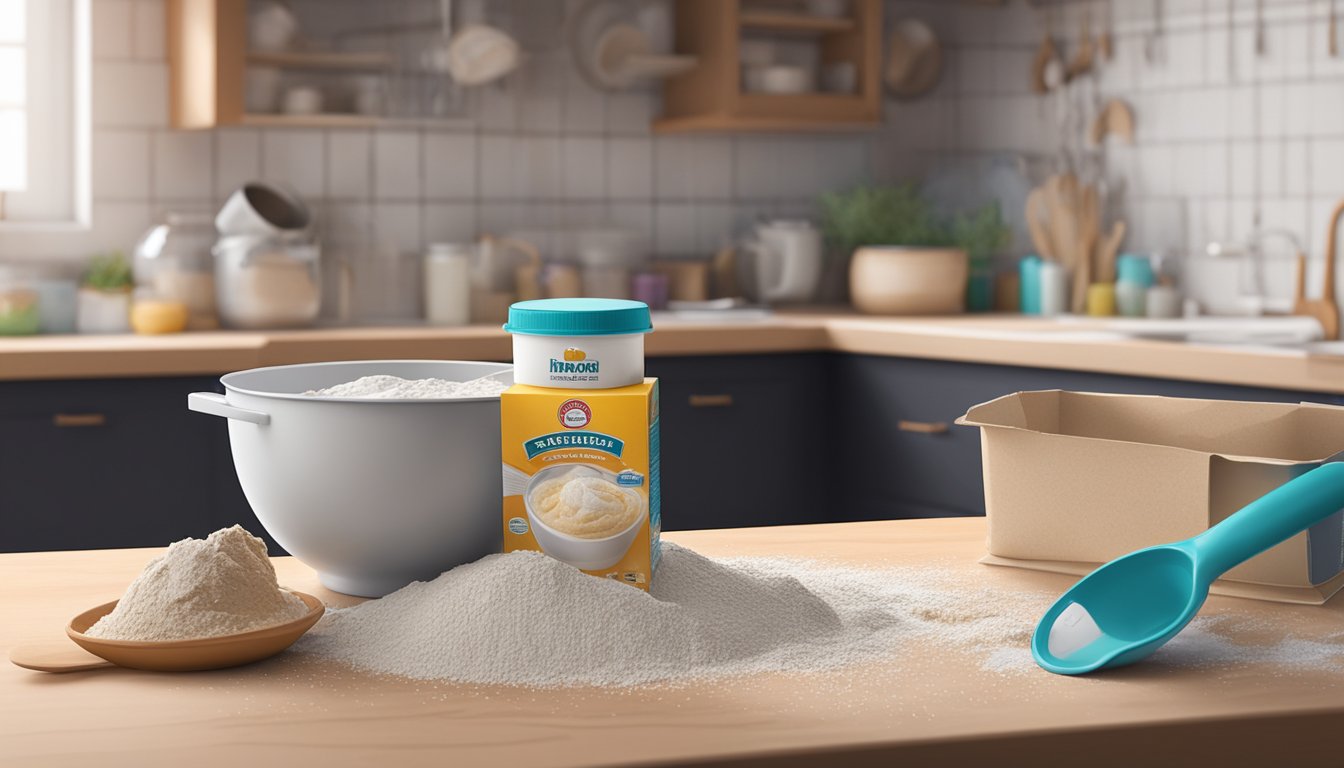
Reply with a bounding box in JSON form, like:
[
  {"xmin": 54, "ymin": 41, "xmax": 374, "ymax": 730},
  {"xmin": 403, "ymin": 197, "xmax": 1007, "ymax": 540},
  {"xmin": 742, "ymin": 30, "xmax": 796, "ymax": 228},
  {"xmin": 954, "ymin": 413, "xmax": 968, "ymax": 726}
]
[{"xmin": 188, "ymin": 392, "xmax": 270, "ymax": 425}]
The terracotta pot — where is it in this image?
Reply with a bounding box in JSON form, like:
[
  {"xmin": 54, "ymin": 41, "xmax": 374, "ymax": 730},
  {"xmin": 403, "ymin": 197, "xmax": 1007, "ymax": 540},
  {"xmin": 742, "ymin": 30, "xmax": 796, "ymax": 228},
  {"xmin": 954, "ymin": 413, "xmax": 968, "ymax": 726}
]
[{"xmin": 848, "ymin": 246, "xmax": 968, "ymax": 315}]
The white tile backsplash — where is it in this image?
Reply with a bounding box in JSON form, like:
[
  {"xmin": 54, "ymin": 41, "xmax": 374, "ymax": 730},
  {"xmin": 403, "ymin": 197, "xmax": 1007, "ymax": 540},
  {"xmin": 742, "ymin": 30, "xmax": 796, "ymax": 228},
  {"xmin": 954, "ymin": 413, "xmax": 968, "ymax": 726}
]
[
  {"xmin": 153, "ymin": 131, "xmax": 213, "ymax": 200},
  {"xmin": 91, "ymin": 62, "xmax": 168, "ymax": 128},
  {"xmin": 261, "ymin": 131, "xmax": 325, "ymax": 198},
  {"xmin": 326, "ymin": 131, "xmax": 372, "ymax": 199},
  {"xmin": 214, "ymin": 128, "xmax": 262, "ymax": 200},
  {"xmin": 132, "ymin": 0, "xmax": 166, "ymax": 61},
  {"xmin": 90, "ymin": 0, "xmax": 133, "ymax": 60},
  {"xmin": 91, "ymin": 130, "xmax": 150, "ymax": 200},
  {"xmin": 423, "ymin": 133, "xmax": 478, "ymax": 199},
  {"xmin": 561, "ymin": 137, "xmax": 605, "ymax": 200},
  {"xmin": 373, "ymin": 131, "xmax": 421, "ymax": 200},
  {"xmin": 605, "ymin": 138, "xmax": 653, "ymax": 201}
]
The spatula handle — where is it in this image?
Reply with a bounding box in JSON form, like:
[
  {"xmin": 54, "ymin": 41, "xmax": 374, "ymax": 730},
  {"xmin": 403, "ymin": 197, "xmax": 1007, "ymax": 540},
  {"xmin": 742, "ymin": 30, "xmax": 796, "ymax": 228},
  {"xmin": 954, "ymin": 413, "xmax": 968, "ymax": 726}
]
[
  {"xmin": 1192, "ymin": 462, "xmax": 1344, "ymax": 579},
  {"xmin": 10, "ymin": 643, "xmax": 114, "ymax": 673}
]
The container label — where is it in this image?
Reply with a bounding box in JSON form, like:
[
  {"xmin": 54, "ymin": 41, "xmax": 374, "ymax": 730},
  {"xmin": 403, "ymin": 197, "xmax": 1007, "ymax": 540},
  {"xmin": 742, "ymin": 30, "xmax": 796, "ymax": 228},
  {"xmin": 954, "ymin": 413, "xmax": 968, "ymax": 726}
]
[{"xmin": 524, "ymin": 431, "xmax": 625, "ymax": 459}]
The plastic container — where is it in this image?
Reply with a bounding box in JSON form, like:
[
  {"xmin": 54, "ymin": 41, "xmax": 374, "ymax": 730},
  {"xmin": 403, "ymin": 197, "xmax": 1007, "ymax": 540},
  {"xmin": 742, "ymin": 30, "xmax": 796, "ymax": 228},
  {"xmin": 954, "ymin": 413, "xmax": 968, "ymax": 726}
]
[
  {"xmin": 1019, "ymin": 255, "xmax": 1042, "ymax": 315},
  {"xmin": 133, "ymin": 212, "xmax": 219, "ymax": 330},
  {"xmin": 1086, "ymin": 283, "xmax": 1116, "ymax": 316},
  {"xmin": 503, "ymin": 298, "xmax": 652, "ymax": 389},
  {"xmin": 1037, "ymin": 261, "xmax": 1067, "ymax": 316},
  {"xmin": 130, "ymin": 287, "xmax": 189, "ymax": 334},
  {"xmin": 423, "ymin": 243, "xmax": 472, "ymax": 326},
  {"xmin": 1115, "ymin": 254, "xmax": 1155, "ymax": 318}
]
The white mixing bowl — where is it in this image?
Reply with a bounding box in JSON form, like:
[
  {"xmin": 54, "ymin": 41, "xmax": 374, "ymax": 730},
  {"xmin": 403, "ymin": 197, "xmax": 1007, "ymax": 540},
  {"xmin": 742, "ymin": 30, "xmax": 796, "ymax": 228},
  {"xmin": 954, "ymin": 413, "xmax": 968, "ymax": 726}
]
[
  {"xmin": 522, "ymin": 464, "xmax": 645, "ymax": 571},
  {"xmin": 188, "ymin": 360, "xmax": 510, "ymax": 597}
]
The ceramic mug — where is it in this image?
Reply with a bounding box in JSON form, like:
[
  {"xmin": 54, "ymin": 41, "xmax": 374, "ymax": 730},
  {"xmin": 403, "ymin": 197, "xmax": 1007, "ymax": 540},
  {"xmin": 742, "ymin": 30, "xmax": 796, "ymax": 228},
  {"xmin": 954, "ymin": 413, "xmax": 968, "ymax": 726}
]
[{"xmin": 744, "ymin": 220, "xmax": 823, "ymax": 304}]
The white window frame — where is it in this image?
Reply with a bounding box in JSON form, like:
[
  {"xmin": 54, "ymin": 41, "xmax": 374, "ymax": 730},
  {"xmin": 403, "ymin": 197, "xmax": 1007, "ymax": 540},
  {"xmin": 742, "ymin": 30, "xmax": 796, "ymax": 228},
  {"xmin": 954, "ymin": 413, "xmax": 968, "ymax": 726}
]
[{"xmin": 0, "ymin": 0, "xmax": 90, "ymax": 233}]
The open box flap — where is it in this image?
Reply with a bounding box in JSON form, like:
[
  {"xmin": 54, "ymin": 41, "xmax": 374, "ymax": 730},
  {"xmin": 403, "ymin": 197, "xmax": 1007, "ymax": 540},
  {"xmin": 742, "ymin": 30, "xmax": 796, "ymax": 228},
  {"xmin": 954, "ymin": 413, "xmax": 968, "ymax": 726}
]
[{"xmin": 958, "ymin": 390, "xmax": 1344, "ymax": 465}]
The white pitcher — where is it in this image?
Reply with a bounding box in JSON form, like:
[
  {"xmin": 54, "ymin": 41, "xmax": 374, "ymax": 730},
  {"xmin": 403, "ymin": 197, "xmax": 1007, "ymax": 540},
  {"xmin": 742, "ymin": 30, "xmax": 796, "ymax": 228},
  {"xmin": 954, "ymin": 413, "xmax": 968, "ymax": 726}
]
[{"xmin": 740, "ymin": 220, "xmax": 823, "ymax": 304}]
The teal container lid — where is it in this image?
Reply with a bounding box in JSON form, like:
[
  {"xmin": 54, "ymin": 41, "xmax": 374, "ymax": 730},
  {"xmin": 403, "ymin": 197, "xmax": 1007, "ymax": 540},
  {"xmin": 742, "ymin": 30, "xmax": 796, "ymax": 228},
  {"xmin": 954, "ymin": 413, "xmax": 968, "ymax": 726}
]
[
  {"xmin": 504, "ymin": 298, "xmax": 653, "ymax": 337},
  {"xmin": 1116, "ymin": 254, "xmax": 1155, "ymax": 286}
]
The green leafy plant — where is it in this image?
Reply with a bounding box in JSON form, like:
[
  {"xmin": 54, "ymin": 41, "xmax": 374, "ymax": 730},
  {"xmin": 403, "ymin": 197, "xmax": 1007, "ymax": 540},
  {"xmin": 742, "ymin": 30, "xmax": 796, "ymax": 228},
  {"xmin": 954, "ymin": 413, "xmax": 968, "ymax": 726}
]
[
  {"xmin": 82, "ymin": 251, "xmax": 133, "ymax": 292},
  {"xmin": 948, "ymin": 203, "xmax": 1013, "ymax": 269},
  {"xmin": 820, "ymin": 184, "xmax": 1012, "ymax": 269}
]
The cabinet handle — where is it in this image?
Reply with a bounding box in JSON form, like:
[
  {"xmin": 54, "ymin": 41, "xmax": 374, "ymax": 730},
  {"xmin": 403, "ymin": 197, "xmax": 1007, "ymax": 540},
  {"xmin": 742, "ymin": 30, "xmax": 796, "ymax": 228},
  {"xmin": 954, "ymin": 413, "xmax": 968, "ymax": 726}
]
[
  {"xmin": 898, "ymin": 419, "xmax": 949, "ymax": 435},
  {"xmin": 689, "ymin": 394, "xmax": 734, "ymax": 408},
  {"xmin": 53, "ymin": 413, "xmax": 107, "ymax": 428}
]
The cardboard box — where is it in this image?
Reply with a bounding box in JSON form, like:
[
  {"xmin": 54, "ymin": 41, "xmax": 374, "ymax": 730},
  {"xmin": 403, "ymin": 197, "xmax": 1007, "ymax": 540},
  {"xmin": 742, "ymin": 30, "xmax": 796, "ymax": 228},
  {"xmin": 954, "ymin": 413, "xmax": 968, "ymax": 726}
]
[
  {"xmin": 957, "ymin": 390, "xmax": 1344, "ymax": 604},
  {"xmin": 500, "ymin": 379, "xmax": 661, "ymax": 590}
]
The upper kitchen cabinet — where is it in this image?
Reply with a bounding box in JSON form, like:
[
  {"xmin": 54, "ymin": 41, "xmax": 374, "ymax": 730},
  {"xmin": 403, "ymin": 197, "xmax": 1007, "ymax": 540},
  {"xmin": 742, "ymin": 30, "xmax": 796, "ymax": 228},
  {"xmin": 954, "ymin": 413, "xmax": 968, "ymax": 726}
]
[
  {"xmin": 167, "ymin": 0, "xmax": 478, "ymax": 130},
  {"xmin": 655, "ymin": 0, "xmax": 882, "ymax": 134}
]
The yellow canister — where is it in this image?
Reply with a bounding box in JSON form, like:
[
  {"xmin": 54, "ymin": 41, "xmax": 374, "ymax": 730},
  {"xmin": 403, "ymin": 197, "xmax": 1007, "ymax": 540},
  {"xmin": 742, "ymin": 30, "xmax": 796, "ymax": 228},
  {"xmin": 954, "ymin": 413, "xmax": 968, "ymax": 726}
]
[{"xmin": 1086, "ymin": 283, "xmax": 1116, "ymax": 317}]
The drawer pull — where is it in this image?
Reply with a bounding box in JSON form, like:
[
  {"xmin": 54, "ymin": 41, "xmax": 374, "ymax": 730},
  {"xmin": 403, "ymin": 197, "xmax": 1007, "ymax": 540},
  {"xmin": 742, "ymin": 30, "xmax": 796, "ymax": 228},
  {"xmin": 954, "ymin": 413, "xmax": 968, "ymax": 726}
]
[
  {"xmin": 53, "ymin": 413, "xmax": 107, "ymax": 428},
  {"xmin": 898, "ymin": 419, "xmax": 948, "ymax": 435},
  {"xmin": 689, "ymin": 394, "xmax": 734, "ymax": 408}
]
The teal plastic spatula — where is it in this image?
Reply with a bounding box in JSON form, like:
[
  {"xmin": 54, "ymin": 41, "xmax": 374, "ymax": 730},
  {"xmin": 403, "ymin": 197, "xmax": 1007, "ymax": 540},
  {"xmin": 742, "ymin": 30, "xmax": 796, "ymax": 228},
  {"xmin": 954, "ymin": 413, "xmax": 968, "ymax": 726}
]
[{"xmin": 1032, "ymin": 462, "xmax": 1344, "ymax": 675}]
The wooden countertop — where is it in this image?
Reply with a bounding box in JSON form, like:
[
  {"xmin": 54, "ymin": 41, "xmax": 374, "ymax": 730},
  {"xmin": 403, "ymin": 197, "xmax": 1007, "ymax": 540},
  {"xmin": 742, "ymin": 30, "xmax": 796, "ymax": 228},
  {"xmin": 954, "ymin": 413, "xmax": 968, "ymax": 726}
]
[
  {"xmin": 2, "ymin": 311, "xmax": 1344, "ymax": 394},
  {"xmin": 6, "ymin": 518, "xmax": 1344, "ymax": 767}
]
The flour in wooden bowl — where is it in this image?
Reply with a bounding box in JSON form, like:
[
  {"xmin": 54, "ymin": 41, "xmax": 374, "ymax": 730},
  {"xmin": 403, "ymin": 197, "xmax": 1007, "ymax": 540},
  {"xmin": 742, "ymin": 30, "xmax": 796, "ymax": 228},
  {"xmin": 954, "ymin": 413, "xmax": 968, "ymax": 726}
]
[{"xmin": 85, "ymin": 526, "xmax": 309, "ymax": 642}]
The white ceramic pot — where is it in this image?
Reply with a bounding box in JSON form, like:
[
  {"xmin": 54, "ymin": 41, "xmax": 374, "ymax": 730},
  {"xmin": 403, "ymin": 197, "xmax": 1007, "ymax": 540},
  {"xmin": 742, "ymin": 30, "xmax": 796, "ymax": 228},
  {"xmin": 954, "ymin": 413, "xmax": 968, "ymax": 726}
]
[
  {"xmin": 848, "ymin": 246, "xmax": 968, "ymax": 315},
  {"xmin": 76, "ymin": 287, "xmax": 131, "ymax": 333},
  {"xmin": 188, "ymin": 360, "xmax": 511, "ymax": 597},
  {"xmin": 523, "ymin": 464, "xmax": 645, "ymax": 571}
]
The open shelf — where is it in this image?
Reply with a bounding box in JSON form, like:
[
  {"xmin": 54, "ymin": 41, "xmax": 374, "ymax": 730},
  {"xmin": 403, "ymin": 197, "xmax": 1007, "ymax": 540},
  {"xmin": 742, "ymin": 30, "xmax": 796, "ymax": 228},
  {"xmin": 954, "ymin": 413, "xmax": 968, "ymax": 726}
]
[
  {"xmin": 246, "ymin": 50, "xmax": 393, "ymax": 71},
  {"xmin": 738, "ymin": 10, "xmax": 856, "ymax": 34},
  {"xmin": 242, "ymin": 113, "xmax": 474, "ymax": 129}
]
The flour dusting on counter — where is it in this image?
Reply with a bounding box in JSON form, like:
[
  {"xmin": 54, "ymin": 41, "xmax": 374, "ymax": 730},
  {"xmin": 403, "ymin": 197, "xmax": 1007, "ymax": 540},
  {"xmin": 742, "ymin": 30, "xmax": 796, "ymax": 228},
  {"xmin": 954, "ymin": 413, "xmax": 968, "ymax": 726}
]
[
  {"xmin": 299, "ymin": 544, "xmax": 1049, "ymax": 687},
  {"xmin": 303, "ymin": 374, "xmax": 508, "ymax": 399}
]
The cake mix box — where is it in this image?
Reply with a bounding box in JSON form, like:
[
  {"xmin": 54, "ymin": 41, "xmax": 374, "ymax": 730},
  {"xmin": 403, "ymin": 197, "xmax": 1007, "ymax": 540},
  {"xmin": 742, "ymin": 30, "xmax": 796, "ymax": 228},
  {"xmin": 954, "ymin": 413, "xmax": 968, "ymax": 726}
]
[{"xmin": 500, "ymin": 379, "xmax": 661, "ymax": 589}]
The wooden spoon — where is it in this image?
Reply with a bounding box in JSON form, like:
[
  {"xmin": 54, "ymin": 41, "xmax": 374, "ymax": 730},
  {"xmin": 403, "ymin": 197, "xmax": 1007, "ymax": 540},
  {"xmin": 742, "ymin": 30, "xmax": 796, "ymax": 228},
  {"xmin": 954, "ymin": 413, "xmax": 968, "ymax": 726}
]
[
  {"xmin": 1066, "ymin": 11, "xmax": 1095, "ymax": 81},
  {"xmin": 1026, "ymin": 187, "xmax": 1056, "ymax": 260},
  {"xmin": 9, "ymin": 591, "xmax": 324, "ymax": 674},
  {"xmin": 1296, "ymin": 199, "xmax": 1344, "ymax": 341},
  {"xmin": 1031, "ymin": 28, "xmax": 1061, "ymax": 94},
  {"xmin": 1097, "ymin": 220, "xmax": 1127, "ymax": 283}
]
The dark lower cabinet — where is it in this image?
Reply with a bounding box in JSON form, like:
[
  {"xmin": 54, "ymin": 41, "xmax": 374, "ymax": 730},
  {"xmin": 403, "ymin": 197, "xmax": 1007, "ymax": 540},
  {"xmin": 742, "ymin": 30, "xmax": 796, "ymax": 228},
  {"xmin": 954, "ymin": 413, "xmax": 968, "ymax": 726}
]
[
  {"xmin": 648, "ymin": 354, "xmax": 829, "ymax": 531},
  {"xmin": 1, "ymin": 353, "xmax": 1337, "ymax": 552},
  {"xmin": 0, "ymin": 376, "xmax": 279, "ymax": 553}
]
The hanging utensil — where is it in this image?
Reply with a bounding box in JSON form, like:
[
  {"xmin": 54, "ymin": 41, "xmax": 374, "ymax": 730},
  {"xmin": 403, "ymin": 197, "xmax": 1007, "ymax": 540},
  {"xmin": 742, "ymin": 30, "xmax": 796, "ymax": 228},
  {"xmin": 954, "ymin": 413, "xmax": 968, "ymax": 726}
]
[
  {"xmin": 1066, "ymin": 9, "xmax": 1096, "ymax": 81},
  {"xmin": 1031, "ymin": 9, "xmax": 1063, "ymax": 94},
  {"xmin": 1145, "ymin": 0, "xmax": 1164, "ymax": 64},
  {"xmin": 1331, "ymin": 0, "xmax": 1339, "ymax": 57},
  {"xmin": 1099, "ymin": 0, "xmax": 1114, "ymax": 60}
]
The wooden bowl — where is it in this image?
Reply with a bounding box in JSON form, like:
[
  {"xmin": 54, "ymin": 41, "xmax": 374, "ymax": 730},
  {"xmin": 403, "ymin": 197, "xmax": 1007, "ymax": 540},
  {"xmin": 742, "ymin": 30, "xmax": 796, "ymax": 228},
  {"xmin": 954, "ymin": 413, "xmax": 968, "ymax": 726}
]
[
  {"xmin": 849, "ymin": 246, "xmax": 968, "ymax": 315},
  {"xmin": 65, "ymin": 591, "xmax": 325, "ymax": 672}
]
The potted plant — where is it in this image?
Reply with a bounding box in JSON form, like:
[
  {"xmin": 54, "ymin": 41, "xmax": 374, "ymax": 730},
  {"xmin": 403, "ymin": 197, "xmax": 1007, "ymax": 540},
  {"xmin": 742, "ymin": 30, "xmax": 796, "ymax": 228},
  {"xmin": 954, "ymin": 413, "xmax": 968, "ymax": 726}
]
[
  {"xmin": 820, "ymin": 184, "xmax": 1010, "ymax": 315},
  {"xmin": 77, "ymin": 252, "xmax": 133, "ymax": 333}
]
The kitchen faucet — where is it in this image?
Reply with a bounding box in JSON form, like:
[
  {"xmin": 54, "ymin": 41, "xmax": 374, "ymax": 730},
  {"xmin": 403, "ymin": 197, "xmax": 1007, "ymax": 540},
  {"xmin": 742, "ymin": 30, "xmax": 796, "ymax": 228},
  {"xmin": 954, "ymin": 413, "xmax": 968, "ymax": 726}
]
[{"xmin": 1205, "ymin": 227, "xmax": 1303, "ymax": 316}]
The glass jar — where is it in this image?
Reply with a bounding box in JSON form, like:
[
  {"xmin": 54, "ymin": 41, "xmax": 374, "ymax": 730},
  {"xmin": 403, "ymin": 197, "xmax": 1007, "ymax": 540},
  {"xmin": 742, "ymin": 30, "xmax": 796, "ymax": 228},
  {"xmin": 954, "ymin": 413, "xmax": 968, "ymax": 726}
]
[
  {"xmin": 0, "ymin": 267, "xmax": 40, "ymax": 336},
  {"xmin": 133, "ymin": 212, "xmax": 219, "ymax": 330}
]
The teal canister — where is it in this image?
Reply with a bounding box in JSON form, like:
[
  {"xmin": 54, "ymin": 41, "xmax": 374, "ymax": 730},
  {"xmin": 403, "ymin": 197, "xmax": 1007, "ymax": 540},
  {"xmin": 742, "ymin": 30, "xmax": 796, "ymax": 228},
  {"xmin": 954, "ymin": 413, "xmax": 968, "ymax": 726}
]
[
  {"xmin": 1115, "ymin": 254, "xmax": 1154, "ymax": 317},
  {"xmin": 1019, "ymin": 255, "xmax": 1042, "ymax": 315}
]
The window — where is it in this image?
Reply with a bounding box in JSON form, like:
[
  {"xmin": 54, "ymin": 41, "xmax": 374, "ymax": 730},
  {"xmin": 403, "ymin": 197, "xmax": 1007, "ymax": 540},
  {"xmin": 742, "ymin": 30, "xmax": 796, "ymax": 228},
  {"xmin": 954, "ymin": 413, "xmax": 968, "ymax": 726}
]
[{"xmin": 0, "ymin": 0, "xmax": 88, "ymax": 227}]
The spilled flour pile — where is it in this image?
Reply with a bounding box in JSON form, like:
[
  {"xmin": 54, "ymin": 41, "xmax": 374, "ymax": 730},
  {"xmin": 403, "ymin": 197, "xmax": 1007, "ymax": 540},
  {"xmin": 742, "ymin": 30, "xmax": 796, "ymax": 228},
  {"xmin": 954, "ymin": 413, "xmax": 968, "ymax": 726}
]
[
  {"xmin": 87, "ymin": 526, "xmax": 309, "ymax": 642},
  {"xmin": 304, "ymin": 374, "xmax": 509, "ymax": 399},
  {"xmin": 299, "ymin": 544, "xmax": 1047, "ymax": 687}
]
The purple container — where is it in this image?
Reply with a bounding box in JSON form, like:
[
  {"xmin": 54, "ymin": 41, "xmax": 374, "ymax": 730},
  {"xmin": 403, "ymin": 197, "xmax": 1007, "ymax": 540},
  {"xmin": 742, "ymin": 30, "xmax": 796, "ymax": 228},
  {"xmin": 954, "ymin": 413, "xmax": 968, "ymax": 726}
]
[{"xmin": 631, "ymin": 272, "xmax": 670, "ymax": 310}]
